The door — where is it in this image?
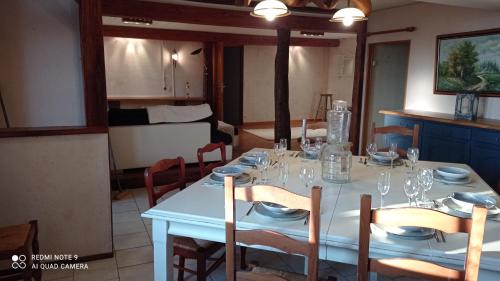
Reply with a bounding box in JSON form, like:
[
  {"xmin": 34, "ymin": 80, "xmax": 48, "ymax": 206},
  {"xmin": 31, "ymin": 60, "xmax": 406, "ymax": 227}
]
[
  {"xmin": 362, "ymin": 41, "xmax": 410, "ymax": 151},
  {"xmin": 223, "ymin": 46, "xmax": 244, "ymax": 126}
]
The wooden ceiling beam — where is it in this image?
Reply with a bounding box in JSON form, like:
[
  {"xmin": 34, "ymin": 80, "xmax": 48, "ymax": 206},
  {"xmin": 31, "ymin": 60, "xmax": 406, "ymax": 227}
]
[
  {"xmin": 234, "ymin": 0, "xmax": 252, "ymax": 6},
  {"xmin": 101, "ymin": 0, "xmax": 362, "ymax": 33},
  {"xmin": 102, "ymin": 25, "xmax": 341, "ymax": 47}
]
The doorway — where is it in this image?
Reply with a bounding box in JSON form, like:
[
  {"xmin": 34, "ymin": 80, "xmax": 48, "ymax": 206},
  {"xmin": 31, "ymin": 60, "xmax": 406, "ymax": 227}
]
[
  {"xmin": 223, "ymin": 46, "xmax": 244, "ymax": 126},
  {"xmin": 362, "ymin": 41, "xmax": 410, "ymax": 151}
]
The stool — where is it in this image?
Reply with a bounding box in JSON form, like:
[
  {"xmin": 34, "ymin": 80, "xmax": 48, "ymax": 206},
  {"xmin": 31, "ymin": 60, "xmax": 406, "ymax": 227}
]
[
  {"xmin": 314, "ymin": 94, "xmax": 333, "ymax": 121},
  {"xmin": 0, "ymin": 220, "xmax": 41, "ymax": 281}
]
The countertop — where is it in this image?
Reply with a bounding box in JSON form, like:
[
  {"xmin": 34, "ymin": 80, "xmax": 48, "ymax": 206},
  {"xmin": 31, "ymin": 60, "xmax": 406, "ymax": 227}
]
[{"xmin": 379, "ymin": 109, "xmax": 500, "ymax": 131}]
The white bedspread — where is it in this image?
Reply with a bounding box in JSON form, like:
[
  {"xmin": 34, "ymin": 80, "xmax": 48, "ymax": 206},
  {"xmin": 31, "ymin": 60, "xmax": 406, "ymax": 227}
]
[{"xmin": 147, "ymin": 104, "xmax": 213, "ymax": 123}]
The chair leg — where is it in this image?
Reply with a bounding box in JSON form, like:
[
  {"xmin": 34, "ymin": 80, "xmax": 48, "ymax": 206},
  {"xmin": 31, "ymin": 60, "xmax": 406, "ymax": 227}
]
[
  {"xmin": 178, "ymin": 256, "xmax": 185, "ymax": 281},
  {"xmin": 240, "ymin": 246, "xmax": 247, "ymax": 270},
  {"xmin": 196, "ymin": 255, "xmax": 207, "ymax": 281}
]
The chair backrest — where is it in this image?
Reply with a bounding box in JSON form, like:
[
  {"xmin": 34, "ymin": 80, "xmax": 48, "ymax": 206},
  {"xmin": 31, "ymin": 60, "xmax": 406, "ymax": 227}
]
[
  {"xmin": 224, "ymin": 177, "xmax": 322, "ymax": 281},
  {"xmin": 144, "ymin": 157, "xmax": 186, "ymax": 208},
  {"xmin": 197, "ymin": 142, "xmax": 227, "ymax": 178},
  {"xmin": 358, "ymin": 194, "xmax": 487, "ymax": 281},
  {"xmin": 371, "ymin": 122, "xmax": 420, "ymax": 157}
]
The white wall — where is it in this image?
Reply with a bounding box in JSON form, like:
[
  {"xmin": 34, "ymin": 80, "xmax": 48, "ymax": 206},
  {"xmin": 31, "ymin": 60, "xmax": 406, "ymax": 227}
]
[
  {"xmin": 327, "ymin": 39, "xmax": 356, "ymax": 104},
  {"xmin": 104, "ymin": 37, "xmax": 204, "ymax": 99},
  {"xmin": 0, "ymin": 134, "xmax": 112, "ymax": 256},
  {"xmin": 0, "ymin": 0, "xmax": 84, "ymax": 127},
  {"xmin": 243, "ymin": 45, "xmax": 331, "ymax": 122},
  {"xmin": 367, "ymin": 3, "xmax": 500, "ymax": 119}
]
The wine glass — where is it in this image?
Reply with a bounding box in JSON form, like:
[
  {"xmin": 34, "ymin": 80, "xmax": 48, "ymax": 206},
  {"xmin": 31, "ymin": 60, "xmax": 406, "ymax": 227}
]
[
  {"xmin": 389, "ymin": 142, "xmax": 398, "ymax": 169},
  {"xmin": 255, "ymin": 152, "xmax": 270, "ymax": 184},
  {"xmin": 314, "ymin": 137, "xmax": 323, "ymax": 150},
  {"xmin": 407, "ymin": 147, "xmax": 419, "ymax": 171},
  {"xmin": 377, "ymin": 171, "xmax": 391, "ymax": 208},
  {"xmin": 279, "ymin": 162, "xmax": 289, "ymax": 187},
  {"xmin": 417, "ymin": 168, "xmax": 434, "ymax": 207},
  {"xmin": 280, "ymin": 138, "xmax": 288, "ymax": 151},
  {"xmin": 403, "ymin": 173, "xmax": 419, "ymax": 206},
  {"xmin": 366, "ymin": 143, "xmax": 377, "ymax": 161},
  {"xmin": 301, "ymin": 139, "xmax": 310, "ymax": 151},
  {"xmin": 273, "ymin": 143, "xmax": 281, "ymax": 165},
  {"xmin": 306, "ymin": 168, "xmax": 315, "ymax": 188},
  {"xmin": 299, "ymin": 166, "xmax": 314, "ymax": 189}
]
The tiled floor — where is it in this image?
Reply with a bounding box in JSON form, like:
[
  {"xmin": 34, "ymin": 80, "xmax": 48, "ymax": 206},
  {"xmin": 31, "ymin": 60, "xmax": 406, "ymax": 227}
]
[{"xmin": 43, "ymin": 187, "xmax": 414, "ymax": 281}]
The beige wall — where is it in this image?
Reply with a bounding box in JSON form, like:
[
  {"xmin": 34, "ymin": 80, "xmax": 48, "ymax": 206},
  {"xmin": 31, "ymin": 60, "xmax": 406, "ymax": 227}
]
[
  {"xmin": 243, "ymin": 45, "xmax": 331, "ymax": 122},
  {"xmin": 0, "ymin": 0, "xmax": 84, "ymax": 127},
  {"xmin": 366, "ymin": 3, "xmax": 500, "ymax": 119},
  {"xmin": 0, "ymin": 134, "xmax": 112, "ymax": 256},
  {"xmin": 104, "ymin": 37, "xmax": 204, "ymax": 99},
  {"xmin": 327, "ymin": 39, "xmax": 356, "ymax": 105}
]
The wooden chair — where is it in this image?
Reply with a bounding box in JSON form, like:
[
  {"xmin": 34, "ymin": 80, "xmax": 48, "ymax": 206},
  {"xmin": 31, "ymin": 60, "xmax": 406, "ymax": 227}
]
[
  {"xmin": 145, "ymin": 157, "xmax": 225, "ymax": 281},
  {"xmin": 197, "ymin": 142, "xmax": 227, "ymax": 178},
  {"xmin": 0, "ymin": 220, "xmax": 41, "ymax": 281},
  {"xmin": 371, "ymin": 122, "xmax": 420, "ymax": 157},
  {"xmin": 224, "ymin": 177, "xmax": 322, "ymax": 281},
  {"xmin": 358, "ymin": 194, "xmax": 487, "ymax": 281}
]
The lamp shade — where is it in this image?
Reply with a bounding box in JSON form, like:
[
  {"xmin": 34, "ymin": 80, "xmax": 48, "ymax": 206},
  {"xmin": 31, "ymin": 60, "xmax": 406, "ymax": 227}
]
[
  {"xmin": 251, "ymin": 0, "xmax": 290, "ymax": 21},
  {"xmin": 330, "ymin": 7, "xmax": 367, "ymax": 26}
]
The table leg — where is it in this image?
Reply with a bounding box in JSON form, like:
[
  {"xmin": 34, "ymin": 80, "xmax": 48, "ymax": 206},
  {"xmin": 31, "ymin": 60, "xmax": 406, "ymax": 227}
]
[{"xmin": 152, "ymin": 219, "xmax": 173, "ymax": 281}]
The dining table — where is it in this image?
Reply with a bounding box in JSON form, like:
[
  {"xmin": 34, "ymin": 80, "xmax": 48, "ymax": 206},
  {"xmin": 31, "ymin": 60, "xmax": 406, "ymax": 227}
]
[{"xmin": 142, "ymin": 148, "xmax": 500, "ymax": 281}]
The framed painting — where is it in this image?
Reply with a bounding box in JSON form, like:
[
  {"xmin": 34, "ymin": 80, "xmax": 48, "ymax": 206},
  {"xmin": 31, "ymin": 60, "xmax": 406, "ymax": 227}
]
[{"xmin": 434, "ymin": 28, "xmax": 500, "ymax": 97}]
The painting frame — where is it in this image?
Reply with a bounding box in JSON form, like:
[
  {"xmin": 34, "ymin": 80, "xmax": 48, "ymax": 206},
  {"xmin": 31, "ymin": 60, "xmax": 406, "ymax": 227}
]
[{"xmin": 434, "ymin": 28, "xmax": 500, "ymax": 97}]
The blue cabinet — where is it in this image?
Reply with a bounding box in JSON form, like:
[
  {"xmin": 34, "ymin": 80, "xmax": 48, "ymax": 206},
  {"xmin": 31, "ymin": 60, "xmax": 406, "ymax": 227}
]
[
  {"xmin": 421, "ymin": 121, "xmax": 470, "ymax": 163},
  {"xmin": 470, "ymin": 128, "xmax": 500, "ymax": 187},
  {"xmin": 384, "ymin": 115, "xmax": 500, "ymax": 188}
]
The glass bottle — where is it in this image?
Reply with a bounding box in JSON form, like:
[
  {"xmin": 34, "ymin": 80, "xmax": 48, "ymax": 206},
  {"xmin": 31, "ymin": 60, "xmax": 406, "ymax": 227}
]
[{"xmin": 321, "ymin": 100, "xmax": 353, "ymax": 184}]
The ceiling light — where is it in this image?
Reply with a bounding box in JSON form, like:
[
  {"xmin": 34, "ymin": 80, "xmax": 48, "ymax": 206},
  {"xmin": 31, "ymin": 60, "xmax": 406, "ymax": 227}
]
[
  {"xmin": 330, "ymin": 0, "xmax": 367, "ymax": 27},
  {"xmin": 251, "ymin": 0, "xmax": 291, "ymax": 22},
  {"xmin": 172, "ymin": 49, "xmax": 179, "ymax": 62},
  {"xmin": 300, "ymin": 31, "xmax": 325, "ymax": 37},
  {"xmin": 121, "ymin": 17, "xmax": 153, "ymax": 26}
]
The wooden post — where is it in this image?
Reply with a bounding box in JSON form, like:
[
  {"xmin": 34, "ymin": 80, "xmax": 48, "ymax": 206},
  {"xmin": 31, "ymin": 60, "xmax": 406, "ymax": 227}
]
[
  {"xmin": 79, "ymin": 0, "xmax": 107, "ymax": 127},
  {"xmin": 274, "ymin": 29, "xmax": 291, "ymax": 148},
  {"xmin": 214, "ymin": 42, "xmax": 224, "ymax": 121},
  {"xmin": 350, "ymin": 21, "xmax": 367, "ymax": 155}
]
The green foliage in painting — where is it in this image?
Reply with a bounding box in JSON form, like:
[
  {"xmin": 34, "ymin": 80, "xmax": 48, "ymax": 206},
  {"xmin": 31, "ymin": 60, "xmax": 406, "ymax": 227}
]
[{"xmin": 437, "ymin": 32, "xmax": 500, "ymax": 93}]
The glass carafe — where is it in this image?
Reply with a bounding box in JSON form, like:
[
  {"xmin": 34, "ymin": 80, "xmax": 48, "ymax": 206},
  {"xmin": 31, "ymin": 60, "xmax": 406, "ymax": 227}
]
[
  {"xmin": 320, "ymin": 142, "xmax": 352, "ymax": 184},
  {"xmin": 327, "ymin": 100, "xmax": 351, "ymax": 144}
]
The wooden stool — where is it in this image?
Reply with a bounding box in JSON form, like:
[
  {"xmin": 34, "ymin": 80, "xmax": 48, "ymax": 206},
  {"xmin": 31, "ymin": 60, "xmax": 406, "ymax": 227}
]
[
  {"xmin": 0, "ymin": 220, "xmax": 41, "ymax": 281},
  {"xmin": 314, "ymin": 94, "xmax": 333, "ymax": 121}
]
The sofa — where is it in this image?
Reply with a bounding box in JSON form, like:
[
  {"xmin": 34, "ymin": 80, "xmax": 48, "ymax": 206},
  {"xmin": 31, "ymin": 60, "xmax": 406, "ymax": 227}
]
[{"xmin": 108, "ymin": 107, "xmax": 233, "ymax": 170}]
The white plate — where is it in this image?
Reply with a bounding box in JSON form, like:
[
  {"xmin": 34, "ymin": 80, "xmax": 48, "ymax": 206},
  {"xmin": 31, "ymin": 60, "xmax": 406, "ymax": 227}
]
[
  {"xmin": 435, "ymin": 166, "xmax": 470, "ymax": 180},
  {"xmin": 441, "ymin": 198, "xmax": 500, "ymax": 217},
  {"xmin": 212, "ymin": 166, "xmax": 244, "ymax": 178},
  {"xmin": 242, "ymin": 152, "xmax": 268, "ymax": 161},
  {"xmin": 372, "ymin": 152, "xmax": 399, "ymax": 162},
  {"xmin": 434, "ymin": 172, "xmax": 472, "ymax": 185},
  {"xmin": 450, "ymin": 192, "xmax": 496, "ymax": 210},
  {"xmin": 260, "ymin": 202, "xmax": 297, "ymax": 214}
]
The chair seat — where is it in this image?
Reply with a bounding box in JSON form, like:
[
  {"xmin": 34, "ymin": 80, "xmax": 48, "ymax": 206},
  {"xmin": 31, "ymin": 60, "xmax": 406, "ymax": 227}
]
[
  {"xmin": 0, "ymin": 224, "xmax": 31, "ymax": 253},
  {"xmin": 174, "ymin": 236, "xmax": 216, "ymax": 251}
]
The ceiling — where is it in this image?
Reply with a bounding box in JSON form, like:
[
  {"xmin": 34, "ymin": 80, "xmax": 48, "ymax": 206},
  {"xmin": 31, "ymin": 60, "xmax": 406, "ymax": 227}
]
[
  {"xmin": 106, "ymin": 0, "xmax": 499, "ymax": 42},
  {"xmin": 148, "ymin": 0, "xmax": 500, "ymax": 12}
]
